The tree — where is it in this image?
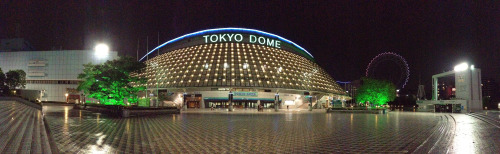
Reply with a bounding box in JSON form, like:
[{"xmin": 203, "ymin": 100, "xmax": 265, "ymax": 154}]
[
  {"xmin": 356, "ymin": 77, "xmax": 396, "ymax": 106},
  {"xmin": 5, "ymin": 69, "xmax": 26, "ymax": 89},
  {"xmin": 0, "ymin": 68, "xmax": 8, "ymax": 94},
  {"xmin": 0, "ymin": 68, "xmax": 5, "ymax": 87},
  {"xmin": 13, "ymin": 70, "xmax": 26, "ymax": 88},
  {"xmin": 77, "ymin": 56, "xmax": 146, "ymax": 106}
]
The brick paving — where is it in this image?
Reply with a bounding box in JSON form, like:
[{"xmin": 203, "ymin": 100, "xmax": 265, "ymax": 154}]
[
  {"xmin": 2, "ymin": 101, "xmax": 499, "ymax": 153},
  {"xmin": 0, "ymin": 101, "xmax": 52, "ymax": 153},
  {"xmin": 43, "ymin": 106, "xmax": 452, "ymax": 153}
]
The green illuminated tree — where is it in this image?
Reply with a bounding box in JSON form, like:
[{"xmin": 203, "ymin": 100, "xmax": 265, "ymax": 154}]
[
  {"xmin": 77, "ymin": 56, "xmax": 146, "ymax": 106},
  {"xmin": 356, "ymin": 77, "xmax": 396, "ymax": 106}
]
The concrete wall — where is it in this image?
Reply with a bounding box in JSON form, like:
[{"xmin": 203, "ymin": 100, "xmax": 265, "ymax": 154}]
[
  {"xmin": 417, "ymin": 100, "xmax": 467, "ymax": 113},
  {"xmin": 26, "ymin": 84, "xmax": 78, "ymax": 102},
  {"xmin": 455, "ymin": 69, "xmax": 483, "ymax": 112},
  {"xmin": 17, "ymin": 89, "xmax": 41, "ymax": 101}
]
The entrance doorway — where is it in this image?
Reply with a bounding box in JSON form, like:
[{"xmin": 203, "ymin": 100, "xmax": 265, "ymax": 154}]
[
  {"xmin": 232, "ymin": 101, "xmax": 257, "ymax": 108},
  {"xmin": 187, "ymin": 101, "xmax": 200, "ymax": 108},
  {"xmin": 185, "ymin": 94, "xmax": 202, "ymax": 108},
  {"xmin": 205, "ymin": 100, "xmax": 258, "ymax": 108}
]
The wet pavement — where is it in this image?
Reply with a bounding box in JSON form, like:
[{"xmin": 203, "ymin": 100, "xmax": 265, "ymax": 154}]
[
  {"xmin": 451, "ymin": 111, "xmax": 500, "ymax": 153},
  {"xmin": 0, "ymin": 101, "xmax": 52, "ymax": 153},
  {"xmin": 41, "ymin": 106, "xmax": 500, "ymax": 154},
  {"xmin": 2, "ymin": 100, "xmax": 499, "ymax": 153}
]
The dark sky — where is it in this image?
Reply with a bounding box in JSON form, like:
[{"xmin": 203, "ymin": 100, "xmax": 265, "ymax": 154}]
[{"xmin": 1, "ymin": 0, "xmax": 499, "ymax": 93}]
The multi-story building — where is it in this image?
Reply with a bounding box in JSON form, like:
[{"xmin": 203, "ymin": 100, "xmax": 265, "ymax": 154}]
[
  {"xmin": 0, "ymin": 50, "xmax": 118, "ymax": 102},
  {"xmin": 482, "ymin": 78, "xmax": 499, "ymax": 98},
  {"xmin": 481, "ymin": 77, "xmax": 499, "ymax": 109}
]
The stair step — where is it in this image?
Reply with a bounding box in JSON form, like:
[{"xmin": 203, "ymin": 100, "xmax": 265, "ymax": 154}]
[{"xmin": 0, "ymin": 100, "xmax": 54, "ymax": 154}]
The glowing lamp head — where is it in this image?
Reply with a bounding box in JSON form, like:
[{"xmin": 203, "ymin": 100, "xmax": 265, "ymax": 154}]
[
  {"xmin": 454, "ymin": 62, "xmax": 468, "ymax": 72},
  {"xmin": 94, "ymin": 43, "xmax": 109, "ymax": 58}
]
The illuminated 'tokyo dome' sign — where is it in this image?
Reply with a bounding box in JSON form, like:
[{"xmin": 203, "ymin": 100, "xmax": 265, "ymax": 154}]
[
  {"xmin": 139, "ymin": 28, "xmax": 315, "ymax": 62},
  {"xmin": 202, "ymin": 33, "xmax": 282, "ymax": 48}
]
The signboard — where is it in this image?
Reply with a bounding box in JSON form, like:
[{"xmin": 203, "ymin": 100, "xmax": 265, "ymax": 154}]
[
  {"xmin": 139, "ymin": 28, "xmax": 316, "ymax": 63},
  {"xmin": 203, "ymin": 34, "xmax": 281, "ymax": 48},
  {"xmin": 284, "ymin": 100, "xmax": 295, "ymax": 105},
  {"xmin": 233, "ymin": 91, "xmax": 258, "ymax": 97},
  {"xmin": 28, "ymin": 59, "xmax": 47, "ymax": 66}
]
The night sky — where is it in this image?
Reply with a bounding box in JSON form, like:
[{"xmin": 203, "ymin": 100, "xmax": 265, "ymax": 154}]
[{"xmin": 1, "ymin": 1, "xmax": 499, "ymax": 94}]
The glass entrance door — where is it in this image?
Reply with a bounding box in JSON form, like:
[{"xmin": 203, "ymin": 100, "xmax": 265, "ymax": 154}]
[
  {"xmin": 208, "ymin": 102, "xmax": 229, "ymax": 108},
  {"xmin": 206, "ymin": 101, "xmax": 258, "ymax": 108},
  {"xmin": 187, "ymin": 101, "xmax": 200, "ymax": 108}
]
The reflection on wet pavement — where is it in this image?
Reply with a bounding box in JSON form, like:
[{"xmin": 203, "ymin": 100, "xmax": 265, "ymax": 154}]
[
  {"xmin": 0, "ymin": 101, "xmax": 52, "ymax": 153},
  {"xmin": 42, "ymin": 106, "xmax": 500, "ymax": 153},
  {"xmin": 450, "ymin": 112, "xmax": 500, "ymax": 153}
]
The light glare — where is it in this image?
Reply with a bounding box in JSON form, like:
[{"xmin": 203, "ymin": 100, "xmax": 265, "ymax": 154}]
[
  {"xmin": 454, "ymin": 62, "xmax": 468, "ymax": 72},
  {"xmin": 94, "ymin": 43, "xmax": 109, "ymax": 58}
]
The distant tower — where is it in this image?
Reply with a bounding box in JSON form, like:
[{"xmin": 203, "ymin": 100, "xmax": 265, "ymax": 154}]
[
  {"xmin": 417, "ymin": 75, "xmax": 426, "ymax": 100},
  {"xmin": 417, "ymin": 85, "xmax": 426, "ymax": 100}
]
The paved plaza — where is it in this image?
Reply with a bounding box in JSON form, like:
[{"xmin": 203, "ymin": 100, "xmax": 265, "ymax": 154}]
[
  {"xmin": 1, "ymin": 100, "xmax": 500, "ymax": 153},
  {"xmin": 0, "ymin": 101, "xmax": 53, "ymax": 153},
  {"xmin": 42, "ymin": 106, "xmax": 499, "ymax": 153}
]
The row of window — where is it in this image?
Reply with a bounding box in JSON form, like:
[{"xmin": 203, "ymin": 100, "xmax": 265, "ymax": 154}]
[
  {"xmin": 209, "ymin": 88, "xmax": 266, "ymax": 92},
  {"xmin": 135, "ymin": 43, "xmax": 345, "ymax": 94},
  {"xmin": 27, "ymin": 80, "xmax": 79, "ymax": 84}
]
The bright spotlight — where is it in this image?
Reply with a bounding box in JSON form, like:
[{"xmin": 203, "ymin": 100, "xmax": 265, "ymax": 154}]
[
  {"xmin": 454, "ymin": 62, "xmax": 468, "ymax": 72},
  {"xmin": 94, "ymin": 43, "xmax": 109, "ymax": 58}
]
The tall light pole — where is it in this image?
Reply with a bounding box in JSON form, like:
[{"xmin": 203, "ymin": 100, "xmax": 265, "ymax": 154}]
[
  {"xmin": 454, "ymin": 62, "xmax": 470, "ymax": 112},
  {"xmin": 228, "ymin": 91, "xmax": 234, "ymax": 111},
  {"xmin": 93, "ymin": 43, "xmax": 109, "ymax": 104},
  {"xmin": 274, "ymin": 93, "xmax": 279, "ymax": 112}
]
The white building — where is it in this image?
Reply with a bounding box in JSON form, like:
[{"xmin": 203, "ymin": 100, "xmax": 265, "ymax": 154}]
[
  {"xmin": 0, "ymin": 50, "xmax": 118, "ymax": 102},
  {"xmin": 418, "ymin": 63, "xmax": 482, "ymax": 113}
]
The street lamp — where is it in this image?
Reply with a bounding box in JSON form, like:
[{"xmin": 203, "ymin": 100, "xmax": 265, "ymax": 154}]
[
  {"xmin": 65, "ymin": 93, "xmax": 69, "ymax": 103},
  {"xmin": 454, "ymin": 62, "xmax": 468, "ymax": 72},
  {"xmin": 94, "ymin": 43, "xmax": 109, "ymax": 59}
]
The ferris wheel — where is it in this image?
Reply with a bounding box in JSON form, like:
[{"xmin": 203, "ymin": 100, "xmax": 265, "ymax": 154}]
[{"xmin": 366, "ymin": 52, "xmax": 410, "ymax": 89}]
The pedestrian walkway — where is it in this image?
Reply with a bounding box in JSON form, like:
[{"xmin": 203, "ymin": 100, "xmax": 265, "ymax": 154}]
[
  {"xmin": 0, "ymin": 101, "xmax": 53, "ymax": 153},
  {"xmin": 3, "ymin": 102, "xmax": 499, "ymax": 153},
  {"xmin": 181, "ymin": 108, "xmax": 326, "ymax": 114},
  {"xmin": 43, "ymin": 105, "xmax": 467, "ymax": 153}
]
